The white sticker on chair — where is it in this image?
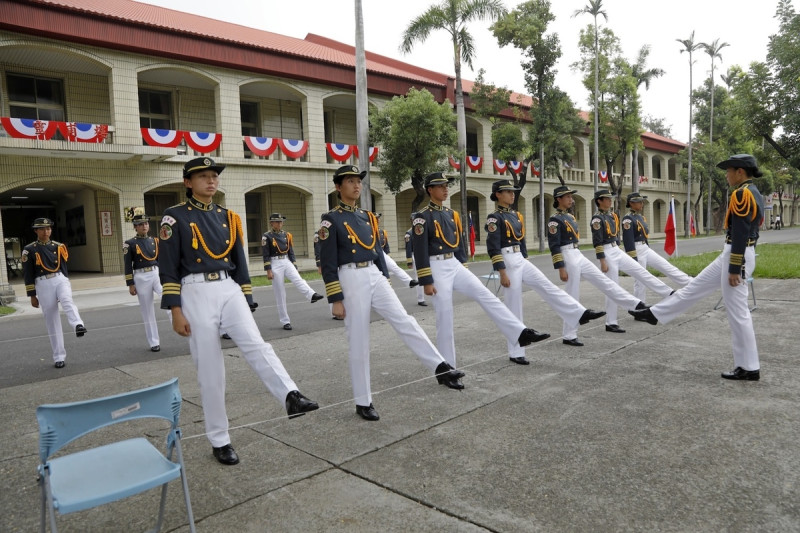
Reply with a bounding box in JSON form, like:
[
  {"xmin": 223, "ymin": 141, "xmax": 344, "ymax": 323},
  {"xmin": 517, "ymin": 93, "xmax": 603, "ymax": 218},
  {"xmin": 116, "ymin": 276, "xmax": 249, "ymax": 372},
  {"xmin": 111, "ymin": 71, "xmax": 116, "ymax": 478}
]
[{"xmin": 111, "ymin": 402, "xmax": 141, "ymax": 419}]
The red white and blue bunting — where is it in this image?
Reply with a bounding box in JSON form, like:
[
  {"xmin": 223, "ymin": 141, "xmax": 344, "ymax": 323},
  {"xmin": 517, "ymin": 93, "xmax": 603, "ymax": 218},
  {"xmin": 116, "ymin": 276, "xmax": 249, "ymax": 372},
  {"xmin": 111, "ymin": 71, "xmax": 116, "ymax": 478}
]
[
  {"xmin": 530, "ymin": 163, "xmax": 541, "ymax": 176},
  {"xmin": 508, "ymin": 160, "xmax": 523, "ymax": 175},
  {"xmin": 277, "ymin": 138, "xmax": 309, "ymax": 159},
  {"xmin": 58, "ymin": 122, "xmax": 109, "ymax": 143},
  {"xmin": 141, "ymin": 128, "xmax": 183, "ymax": 148},
  {"xmin": 598, "ymin": 171, "xmax": 608, "ymax": 183},
  {"xmin": 467, "ymin": 155, "xmax": 483, "ymax": 171},
  {"xmin": 352, "ymin": 145, "xmax": 379, "ymax": 162},
  {"xmin": 326, "ymin": 143, "xmax": 354, "ymax": 162},
  {"xmin": 184, "ymin": 131, "xmax": 222, "ymax": 153},
  {"xmin": 638, "ymin": 175, "xmax": 649, "ymax": 184},
  {"xmin": 244, "ymin": 136, "xmax": 278, "ymax": 157},
  {"xmin": 493, "ymin": 159, "xmax": 507, "ymax": 174},
  {"xmin": 449, "ymin": 156, "xmax": 461, "ymax": 170},
  {"xmin": 1, "ymin": 117, "xmax": 58, "ymax": 140}
]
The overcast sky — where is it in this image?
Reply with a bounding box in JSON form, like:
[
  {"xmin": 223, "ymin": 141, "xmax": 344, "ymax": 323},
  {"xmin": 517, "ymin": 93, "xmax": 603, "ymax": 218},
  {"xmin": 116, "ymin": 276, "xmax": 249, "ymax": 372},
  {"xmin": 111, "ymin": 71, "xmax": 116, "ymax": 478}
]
[{"xmin": 141, "ymin": 0, "xmax": 796, "ymax": 144}]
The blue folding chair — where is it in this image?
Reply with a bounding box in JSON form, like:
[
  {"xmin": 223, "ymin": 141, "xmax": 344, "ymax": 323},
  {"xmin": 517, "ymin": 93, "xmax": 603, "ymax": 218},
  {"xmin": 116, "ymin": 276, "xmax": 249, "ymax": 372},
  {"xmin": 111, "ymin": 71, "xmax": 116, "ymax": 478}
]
[{"xmin": 36, "ymin": 378, "xmax": 196, "ymax": 533}]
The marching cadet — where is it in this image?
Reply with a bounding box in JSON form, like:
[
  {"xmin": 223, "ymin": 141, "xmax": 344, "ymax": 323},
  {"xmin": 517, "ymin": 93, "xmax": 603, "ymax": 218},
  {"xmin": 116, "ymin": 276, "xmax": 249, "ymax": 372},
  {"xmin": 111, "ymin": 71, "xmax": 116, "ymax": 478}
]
[
  {"xmin": 486, "ymin": 180, "xmax": 605, "ymax": 363},
  {"xmin": 123, "ymin": 214, "xmax": 163, "ymax": 352},
  {"xmin": 405, "ymin": 221, "xmax": 427, "ymax": 306},
  {"xmin": 632, "ymin": 154, "xmax": 764, "ymax": 381},
  {"xmin": 376, "ymin": 212, "xmax": 419, "ymax": 290},
  {"xmin": 159, "ymin": 157, "xmax": 318, "ymax": 465},
  {"xmin": 262, "ymin": 213, "xmax": 323, "ymax": 331},
  {"xmin": 621, "ymin": 192, "xmax": 691, "ymax": 305},
  {"xmin": 412, "ymin": 172, "xmax": 549, "ymax": 368},
  {"xmin": 591, "ymin": 189, "xmax": 673, "ymax": 333},
  {"xmin": 548, "ymin": 186, "xmax": 647, "ymax": 346},
  {"xmin": 318, "ymin": 165, "xmax": 465, "ymax": 422},
  {"xmin": 21, "ymin": 217, "xmax": 86, "ymax": 368}
]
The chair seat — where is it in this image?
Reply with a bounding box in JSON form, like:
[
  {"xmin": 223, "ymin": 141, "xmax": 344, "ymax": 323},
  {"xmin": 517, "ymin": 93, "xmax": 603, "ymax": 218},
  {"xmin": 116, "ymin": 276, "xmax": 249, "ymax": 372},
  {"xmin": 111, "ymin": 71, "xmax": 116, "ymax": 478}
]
[{"xmin": 47, "ymin": 437, "xmax": 181, "ymax": 515}]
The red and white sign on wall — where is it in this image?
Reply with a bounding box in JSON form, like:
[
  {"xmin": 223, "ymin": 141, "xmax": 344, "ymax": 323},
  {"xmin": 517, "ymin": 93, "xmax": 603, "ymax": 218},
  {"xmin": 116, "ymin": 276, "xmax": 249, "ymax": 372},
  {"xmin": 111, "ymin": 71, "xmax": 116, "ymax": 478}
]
[{"xmin": 100, "ymin": 211, "xmax": 113, "ymax": 236}]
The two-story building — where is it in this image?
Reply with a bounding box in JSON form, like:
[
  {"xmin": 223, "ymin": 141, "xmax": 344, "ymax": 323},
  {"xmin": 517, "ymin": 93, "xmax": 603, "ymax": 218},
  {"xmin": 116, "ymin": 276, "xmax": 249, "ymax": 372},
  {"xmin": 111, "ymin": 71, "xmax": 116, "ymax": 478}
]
[{"xmin": 0, "ymin": 0, "xmax": 689, "ymax": 298}]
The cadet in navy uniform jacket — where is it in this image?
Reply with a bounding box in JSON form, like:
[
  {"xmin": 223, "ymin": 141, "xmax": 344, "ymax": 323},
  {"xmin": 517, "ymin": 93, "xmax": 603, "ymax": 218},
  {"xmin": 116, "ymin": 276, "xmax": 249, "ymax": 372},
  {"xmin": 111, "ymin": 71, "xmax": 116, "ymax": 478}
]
[
  {"xmin": 486, "ymin": 179, "xmax": 604, "ymax": 361},
  {"xmin": 621, "ymin": 192, "xmax": 691, "ymax": 304},
  {"xmin": 318, "ymin": 165, "xmax": 464, "ymax": 422},
  {"xmin": 632, "ymin": 154, "xmax": 764, "ymax": 381},
  {"xmin": 123, "ymin": 214, "xmax": 163, "ymax": 352},
  {"xmin": 547, "ymin": 186, "xmax": 646, "ymax": 346},
  {"xmin": 158, "ymin": 157, "xmax": 318, "ymax": 465},
  {"xmin": 21, "ymin": 217, "xmax": 86, "ymax": 368},
  {"xmin": 590, "ymin": 189, "xmax": 673, "ymax": 333},
  {"xmin": 412, "ymin": 172, "xmax": 549, "ymax": 368},
  {"xmin": 261, "ymin": 212, "xmax": 322, "ymax": 331}
]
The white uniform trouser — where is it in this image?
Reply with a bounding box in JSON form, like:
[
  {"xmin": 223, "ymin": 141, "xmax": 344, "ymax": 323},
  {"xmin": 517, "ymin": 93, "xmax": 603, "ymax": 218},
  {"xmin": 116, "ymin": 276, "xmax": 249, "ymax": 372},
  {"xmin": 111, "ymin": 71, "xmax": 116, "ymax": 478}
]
[
  {"xmin": 502, "ymin": 249, "xmax": 586, "ymax": 357},
  {"xmin": 180, "ymin": 276, "xmax": 298, "ymax": 447},
  {"xmin": 602, "ymin": 244, "xmax": 673, "ymax": 326},
  {"xmin": 384, "ymin": 254, "xmax": 413, "ymax": 285},
  {"xmin": 133, "ymin": 267, "xmax": 162, "ymax": 348},
  {"xmin": 430, "ymin": 257, "xmax": 525, "ymax": 366},
  {"xmin": 35, "ymin": 273, "xmax": 83, "ymax": 363},
  {"xmin": 270, "ymin": 257, "xmax": 317, "ymax": 325},
  {"xmin": 410, "ymin": 258, "xmax": 426, "ymax": 303},
  {"xmin": 633, "ymin": 242, "xmax": 692, "ymax": 303},
  {"xmin": 561, "ymin": 247, "xmax": 640, "ymax": 340},
  {"xmin": 338, "ymin": 264, "xmax": 445, "ymax": 406},
  {"xmin": 650, "ymin": 245, "xmax": 759, "ymax": 371}
]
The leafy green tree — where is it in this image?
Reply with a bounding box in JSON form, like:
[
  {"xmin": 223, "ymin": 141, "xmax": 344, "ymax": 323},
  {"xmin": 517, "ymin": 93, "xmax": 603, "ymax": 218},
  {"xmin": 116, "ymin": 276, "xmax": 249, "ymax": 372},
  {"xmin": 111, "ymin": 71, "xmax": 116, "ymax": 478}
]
[
  {"xmin": 369, "ymin": 88, "xmax": 458, "ymax": 213},
  {"xmin": 642, "ymin": 115, "xmax": 672, "ymax": 138},
  {"xmin": 573, "ymin": 0, "xmax": 607, "ymax": 192},
  {"xmin": 491, "ymin": 0, "xmax": 581, "ymax": 249},
  {"xmin": 630, "ymin": 45, "xmax": 664, "ymax": 192},
  {"xmin": 401, "ymin": 0, "xmax": 506, "ymax": 251}
]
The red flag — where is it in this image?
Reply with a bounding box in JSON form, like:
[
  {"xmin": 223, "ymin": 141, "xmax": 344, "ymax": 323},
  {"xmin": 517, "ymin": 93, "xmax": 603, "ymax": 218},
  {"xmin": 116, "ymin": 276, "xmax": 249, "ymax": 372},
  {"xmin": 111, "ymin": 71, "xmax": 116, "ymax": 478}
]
[
  {"xmin": 690, "ymin": 213, "xmax": 697, "ymax": 237},
  {"xmin": 469, "ymin": 212, "xmax": 476, "ymax": 258},
  {"xmin": 664, "ymin": 198, "xmax": 676, "ymax": 256}
]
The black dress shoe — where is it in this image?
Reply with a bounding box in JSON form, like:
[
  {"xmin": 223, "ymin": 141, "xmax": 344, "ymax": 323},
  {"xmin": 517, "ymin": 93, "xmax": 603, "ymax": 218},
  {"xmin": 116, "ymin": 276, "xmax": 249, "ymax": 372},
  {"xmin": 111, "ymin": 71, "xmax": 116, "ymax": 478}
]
[
  {"xmin": 721, "ymin": 367, "xmax": 760, "ymax": 381},
  {"xmin": 283, "ymin": 323, "xmax": 293, "ymax": 330},
  {"xmin": 150, "ymin": 345, "xmax": 160, "ymax": 352},
  {"xmin": 221, "ymin": 333, "xmax": 232, "ymax": 339},
  {"xmin": 562, "ymin": 338, "xmax": 584, "ymax": 347},
  {"xmin": 75, "ymin": 324, "xmax": 87, "ymax": 337},
  {"xmin": 285, "ymin": 390, "xmax": 319, "ymax": 418},
  {"xmin": 409, "ymin": 279, "xmax": 419, "ymax": 288},
  {"xmin": 435, "ymin": 362, "xmax": 465, "ymax": 389},
  {"xmin": 212, "ymin": 444, "xmax": 239, "ymax": 465},
  {"xmin": 418, "ymin": 301, "xmax": 428, "ymax": 306},
  {"xmin": 518, "ymin": 328, "xmax": 550, "ymax": 346},
  {"xmin": 332, "ymin": 316, "xmax": 344, "ymax": 320},
  {"xmin": 509, "ymin": 356, "xmax": 530, "ymax": 365},
  {"xmin": 311, "ymin": 293, "xmax": 324, "ymax": 303},
  {"xmin": 54, "ymin": 361, "xmax": 65, "ymax": 368},
  {"xmin": 628, "ymin": 307, "xmax": 658, "ymax": 325},
  {"xmin": 605, "ymin": 324, "xmax": 626, "ymax": 333},
  {"xmin": 579, "ymin": 309, "xmax": 606, "ymax": 325},
  {"xmin": 356, "ymin": 403, "xmax": 380, "ymax": 421}
]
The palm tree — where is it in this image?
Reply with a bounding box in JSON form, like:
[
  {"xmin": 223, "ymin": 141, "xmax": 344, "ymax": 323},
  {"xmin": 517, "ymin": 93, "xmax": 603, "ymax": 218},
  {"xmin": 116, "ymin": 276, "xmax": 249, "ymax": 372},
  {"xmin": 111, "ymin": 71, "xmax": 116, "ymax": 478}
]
[
  {"xmin": 573, "ymin": 0, "xmax": 608, "ymax": 193},
  {"xmin": 677, "ymin": 30, "xmax": 702, "ymax": 238},
  {"xmin": 700, "ymin": 38, "xmax": 729, "ymax": 234},
  {"xmin": 630, "ymin": 45, "xmax": 664, "ymax": 193},
  {"xmin": 401, "ymin": 0, "xmax": 506, "ymax": 255}
]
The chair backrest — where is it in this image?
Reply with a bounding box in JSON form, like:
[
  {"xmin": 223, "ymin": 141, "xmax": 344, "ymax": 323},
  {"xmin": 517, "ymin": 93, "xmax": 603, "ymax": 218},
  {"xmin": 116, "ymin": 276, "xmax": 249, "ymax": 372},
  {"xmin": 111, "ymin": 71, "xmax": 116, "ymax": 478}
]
[{"xmin": 36, "ymin": 378, "xmax": 181, "ymax": 463}]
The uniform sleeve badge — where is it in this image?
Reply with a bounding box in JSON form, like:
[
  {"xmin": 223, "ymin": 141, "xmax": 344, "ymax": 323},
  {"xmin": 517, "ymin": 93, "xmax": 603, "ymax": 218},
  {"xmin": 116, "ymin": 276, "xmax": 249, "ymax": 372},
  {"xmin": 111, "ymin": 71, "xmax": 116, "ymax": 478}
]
[
  {"xmin": 159, "ymin": 224, "xmax": 173, "ymax": 240},
  {"xmin": 320, "ymin": 220, "xmax": 332, "ymax": 228},
  {"xmin": 591, "ymin": 217, "xmax": 602, "ymax": 230},
  {"xmin": 548, "ymin": 221, "xmax": 559, "ymax": 235},
  {"xmin": 487, "ymin": 222, "xmax": 497, "ymax": 233},
  {"xmin": 413, "ymin": 217, "xmax": 426, "ymax": 235},
  {"xmin": 404, "ymin": 234, "xmax": 410, "ymax": 243},
  {"xmin": 313, "ymin": 233, "xmax": 319, "ymax": 243},
  {"xmin": 122, "ymin": 242, "xmax": 129, "ymax": 253},
  {"xmin": 622, "ymin": 219, "xmax": 632, "ymax": 230},
  {"xmin": 21, "ymin": 249, "xmax": 28, "ymax": 262},
  {"xmin": 261, "ymin": 235, "xmax": 267, "ymax": 246},
  {"xmin": 319, "ymin": 227, "xmax": 329, "ymax": 240}
]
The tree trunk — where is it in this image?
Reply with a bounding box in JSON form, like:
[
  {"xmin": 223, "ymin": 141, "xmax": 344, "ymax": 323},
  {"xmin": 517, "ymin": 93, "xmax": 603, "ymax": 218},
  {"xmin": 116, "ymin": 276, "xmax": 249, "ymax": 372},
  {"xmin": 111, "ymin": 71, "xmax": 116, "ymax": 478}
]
[
  {"xmin": 453, "ymin": 51, "xmax": 469, "ymax": 258},
  {"xmin": 354, "ymin": 0, "xmax": 371, "ymax": 210}
]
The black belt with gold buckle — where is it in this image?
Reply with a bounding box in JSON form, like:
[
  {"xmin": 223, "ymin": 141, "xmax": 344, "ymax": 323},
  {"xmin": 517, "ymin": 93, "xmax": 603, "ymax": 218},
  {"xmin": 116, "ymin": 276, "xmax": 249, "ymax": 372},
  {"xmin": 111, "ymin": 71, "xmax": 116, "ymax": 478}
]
[{"xmin": 204, "ymin": 271, "xmax": 226, "ymax": 281}]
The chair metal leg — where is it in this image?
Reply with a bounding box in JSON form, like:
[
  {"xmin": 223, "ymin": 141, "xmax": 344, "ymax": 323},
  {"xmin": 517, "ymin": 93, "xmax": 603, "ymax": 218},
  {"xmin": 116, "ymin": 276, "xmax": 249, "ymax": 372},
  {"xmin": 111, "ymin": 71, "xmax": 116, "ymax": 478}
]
[
  {"xmin": 175, "ymin": 438, "xmax": 196, "ymax": 533},
  {"xmin": 713, "ymin": 278, "xmax": 756, "ymax": 311}
]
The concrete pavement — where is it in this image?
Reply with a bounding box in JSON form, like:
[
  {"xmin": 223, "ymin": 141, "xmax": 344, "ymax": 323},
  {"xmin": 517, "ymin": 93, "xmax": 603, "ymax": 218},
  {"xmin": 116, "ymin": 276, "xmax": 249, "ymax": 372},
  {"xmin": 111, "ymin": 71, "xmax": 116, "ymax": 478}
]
[{"xmin": 1, "ymin": 270, "xmax": 798, "ymax": 532}]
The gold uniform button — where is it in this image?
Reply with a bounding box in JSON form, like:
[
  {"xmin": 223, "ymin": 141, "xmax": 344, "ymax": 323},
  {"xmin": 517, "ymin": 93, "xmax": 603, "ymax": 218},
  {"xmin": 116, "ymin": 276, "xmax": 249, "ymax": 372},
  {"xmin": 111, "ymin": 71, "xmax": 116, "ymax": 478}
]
[
  {"xmin": 225, "ymin": 240, "xmax": 230, "ymax": 244},
  {"xmin": 196, "ymin": 258, "xmax": 201, "ymax": 263},
  {"xmin": 352, "ymin": 249, "xmax": 356, "ymax": 253},
  {"xmin": 224, "ymin": 258, "xmax": 229, "ymax": 262},
  {"xmin": 188, "ymin": 207, "xmax": 192, "ymax": 210},
  {"xmin": 218, "ymin": 209, "xmax": 222, "ymax": 212},
  {"xmin": 223, "ymin": 224, "xmax": 227, "ymax": 228}
]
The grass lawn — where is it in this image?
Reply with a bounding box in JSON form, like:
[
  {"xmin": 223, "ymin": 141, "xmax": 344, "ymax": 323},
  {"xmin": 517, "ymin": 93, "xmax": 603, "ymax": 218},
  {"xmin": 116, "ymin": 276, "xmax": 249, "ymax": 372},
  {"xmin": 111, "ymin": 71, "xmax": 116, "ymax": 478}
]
[
  {"xmin": 666, "ymin": 243, "xmax": 800, "ymax": 279},
  {"xmin": 0, "ymin": 306, "xmax": 15, "ymax": 316}
]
